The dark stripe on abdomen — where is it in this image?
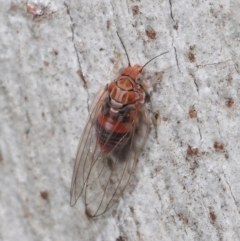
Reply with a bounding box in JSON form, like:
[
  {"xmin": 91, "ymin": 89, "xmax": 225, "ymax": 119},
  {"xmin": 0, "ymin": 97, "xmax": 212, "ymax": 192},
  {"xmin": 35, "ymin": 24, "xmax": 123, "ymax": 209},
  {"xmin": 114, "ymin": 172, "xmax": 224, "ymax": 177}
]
[{"xmin": 95, "ymin": 118, "xmax": 128, "ymax": 152}]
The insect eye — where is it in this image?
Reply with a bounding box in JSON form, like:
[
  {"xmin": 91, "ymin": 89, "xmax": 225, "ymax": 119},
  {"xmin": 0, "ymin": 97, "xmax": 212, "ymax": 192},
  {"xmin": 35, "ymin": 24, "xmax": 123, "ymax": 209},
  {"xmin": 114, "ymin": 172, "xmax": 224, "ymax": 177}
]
[{"xmin": 135, "ymin": 74, "xmax": 143, "ymax": 84}]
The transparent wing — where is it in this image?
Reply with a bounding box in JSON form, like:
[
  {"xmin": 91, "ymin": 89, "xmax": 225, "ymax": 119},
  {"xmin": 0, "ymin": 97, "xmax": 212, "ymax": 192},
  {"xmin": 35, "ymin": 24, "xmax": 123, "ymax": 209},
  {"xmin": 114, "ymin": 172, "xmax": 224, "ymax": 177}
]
[
  {"xmin": 84, "ymin": 104, "xmax": 151, "ymax": 217},
  {"xmin": 70, "ymin": 85, "xmax": 151, "ymax": 217},
  {"xmin": 70, "ymin": 87, "xmax": 108, "ymax": 206}
]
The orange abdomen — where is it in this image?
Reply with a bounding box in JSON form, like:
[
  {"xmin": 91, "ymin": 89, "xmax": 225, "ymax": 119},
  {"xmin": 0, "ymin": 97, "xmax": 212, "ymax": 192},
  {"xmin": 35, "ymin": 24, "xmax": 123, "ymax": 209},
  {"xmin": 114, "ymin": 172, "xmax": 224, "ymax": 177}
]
[{"xmin": 96, "ymin": 113, "xmax": 131, "ymax": 153}]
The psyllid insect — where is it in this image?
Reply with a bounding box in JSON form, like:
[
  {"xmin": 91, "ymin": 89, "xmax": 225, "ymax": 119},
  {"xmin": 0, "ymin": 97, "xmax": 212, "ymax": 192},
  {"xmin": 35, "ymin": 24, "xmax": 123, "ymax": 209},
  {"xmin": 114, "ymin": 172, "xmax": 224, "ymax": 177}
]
[{"xmin": 70, "ymin": 33, "xmax": 168, "ymax": 217}]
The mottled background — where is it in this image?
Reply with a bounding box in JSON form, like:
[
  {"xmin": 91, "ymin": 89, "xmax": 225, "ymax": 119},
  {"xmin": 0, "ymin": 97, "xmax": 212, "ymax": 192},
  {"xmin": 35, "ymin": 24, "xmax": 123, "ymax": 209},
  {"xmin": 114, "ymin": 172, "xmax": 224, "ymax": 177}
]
[{"xmin": 0, "ymin": 0, "xmax": 240, "ymax": 240}]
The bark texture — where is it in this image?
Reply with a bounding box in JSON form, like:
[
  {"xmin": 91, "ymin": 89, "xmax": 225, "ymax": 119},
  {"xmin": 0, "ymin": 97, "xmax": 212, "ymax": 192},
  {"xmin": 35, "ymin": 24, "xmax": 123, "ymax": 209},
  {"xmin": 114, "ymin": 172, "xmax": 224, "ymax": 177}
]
[{"xmin": 0, "ymin": 0, "xmax": 240, "ymax": 240}]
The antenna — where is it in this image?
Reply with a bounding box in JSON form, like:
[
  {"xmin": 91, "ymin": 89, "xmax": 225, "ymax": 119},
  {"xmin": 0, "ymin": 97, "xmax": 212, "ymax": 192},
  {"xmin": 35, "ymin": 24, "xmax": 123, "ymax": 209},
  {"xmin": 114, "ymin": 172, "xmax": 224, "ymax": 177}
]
[
  {"xmin": 116, "ymin": 32, "xmax": 131, "ymax": 67},
  {"xmin": 140, "ymin": 51, "xmax": 169, "ymax": 72}
]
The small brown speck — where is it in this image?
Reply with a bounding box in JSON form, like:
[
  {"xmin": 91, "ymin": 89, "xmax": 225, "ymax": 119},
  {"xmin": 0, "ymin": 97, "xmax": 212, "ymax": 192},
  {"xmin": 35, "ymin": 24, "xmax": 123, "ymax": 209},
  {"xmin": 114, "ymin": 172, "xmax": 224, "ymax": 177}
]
[
  {"xmin": 179, "ymin": 214, "xmax": 189, "ymax": 225},
  {"xmin": 44, "ymin": 61, "xmax": 49, "ymax": 67},
  {"xmin": 210, "ymin": 211, "xmax": 216, "ymax": 222},
  {"xmin": 85, "ymin": 208, "xmax": 94, "ymax": 219},
  {"xmin": 189, "ymin": 106, "xmax": 197, "ymax": 118},
  {"xmin": 183, "ymin": 216, "xmax": 189, "ymax": 225},
  {"xmin": 145, "ymin": 26, "xmax": 156, "ymax": 40},
  {"xmin": 214, "ymin": 142, "xmax": 224, "ymax": 151},
  {"xmin": 226, "ymin": 98, "xmax": 234, "ymax": 108},
  {"xmin": 40, "ymin": 191, "xmax": 49, "ymax": 200},
  {"xmin": 188, "ymin": 51, "xmax": 195, "ymax": 63},
  {"xmin": 52, "ymin": 50, "xmax": 58, "ymax": 56},
  {"xmin": 187, "ymin": 145, "xmax": 199, "ymax": 156},
  {"xmin": 132, "ymin": 5, "xmax": 139, "ymax": 15},
  {"xmin": 173, "ymin": 23, "xmax": 178, "ymax": 30}
]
